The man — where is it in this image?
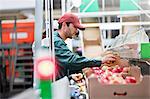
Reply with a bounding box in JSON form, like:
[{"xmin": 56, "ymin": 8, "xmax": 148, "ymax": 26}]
[{"xmin": 54, "ymin": 13, "xmax": 118, "ymax": 80}]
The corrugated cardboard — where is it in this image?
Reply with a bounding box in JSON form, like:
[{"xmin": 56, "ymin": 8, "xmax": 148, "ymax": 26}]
[
  {"xmin": 86, "ymin": 67, "xmax": 150, "ymax": 99},
  {"xmin": 83, "ymin": 28, "xmax": 100, "ymax": 41},
  {"xmin": 122, "ymin": 16, "xmax": 139, "ymax": 22},
  {"xmin": 84, "ymin": 45, "xmax": 103, "ymax": 58},
  {"xmin": 108, "ymin": 43, "xmax": 140, "ymax": 58},
  {"xmin": 82, "ymin": 27, "xmax": 102, "ymax": 58}
]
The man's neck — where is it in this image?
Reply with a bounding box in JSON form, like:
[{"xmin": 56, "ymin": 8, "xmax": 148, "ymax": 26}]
[{"xmin": 57, "ymin": 30, "xmax": 67, "ymax": 40}]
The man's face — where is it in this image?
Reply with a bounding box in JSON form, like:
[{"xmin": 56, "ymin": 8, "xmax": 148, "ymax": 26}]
[{"xmin": 65, "ymin": 23, "xmax": 79, "ymax": 39}]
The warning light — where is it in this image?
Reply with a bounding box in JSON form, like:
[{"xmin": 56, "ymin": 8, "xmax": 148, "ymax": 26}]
[{"xmin": 36, "ymin": 57, "xmax": 55, "ymax": 80}]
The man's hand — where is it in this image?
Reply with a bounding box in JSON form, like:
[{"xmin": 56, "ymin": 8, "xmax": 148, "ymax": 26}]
[
  {"xmin": 118, "ymin": 59, "xmax": 130, "ymax": 67},
  {"xmin": 101, "ymin": 53, "xmax": 119, "ymax": 66},
  {"xmin": 101, "ymin": 52, "xmax": 129, "ymax": 67}
]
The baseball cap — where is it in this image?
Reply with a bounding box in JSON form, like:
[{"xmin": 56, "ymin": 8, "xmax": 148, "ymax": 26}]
[{"xmin": 58, "ymin": 13, "xmax": 85, "ymax": 30}]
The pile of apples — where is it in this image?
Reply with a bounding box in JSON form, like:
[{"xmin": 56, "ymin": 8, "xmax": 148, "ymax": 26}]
[{"xmin": 92, "ymin": 65, "xmax": 137, "ymax": 84}]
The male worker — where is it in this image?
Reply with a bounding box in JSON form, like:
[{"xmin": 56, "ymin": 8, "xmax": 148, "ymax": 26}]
[{"xmin": 54, "ymin": 13, "xmax": 118, "ymax": 80}]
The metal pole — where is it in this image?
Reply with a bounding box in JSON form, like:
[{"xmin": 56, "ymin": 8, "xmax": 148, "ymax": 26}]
[
  {"xmin": 0, "ymin": 20, "xmax": 2, "ymax": 44},
  {"xmin": 45, "ymin": 0, "xmax": 49, "ymax": 38},
  {"xmin": 34, "ymin": 0, "xmax": 43, "ymax": 50},
  {"xmin": 120, "ymin": 16, "xmax": 123, "ymax": 34},
  {"xmin": 35, "ymin": 0, "xmax": 43, "ymax": 49},
  {"xmin": 50, "ymin": 0, "xmax": 56, "ymax": 82},
  {"xmin": 101, "ymin": 0, "xmax": 106, "ymax": 50},
  {"xmin": 34, "ymin": 0, "xmax": 43, "ymax": 89},
  {"xmin": 82, "ymin": 22, "xmax": 150, "ymax": 27},
  {"xmin": 131, "ymin": 0, "xmax": 150, "ymax": 18},
  {"xmin": 45, "ymin": 0, "xmax": 55, "ymax": 81},
  {"xmin": 10, "ymin": 16, "xmax": 17, "ymax": 91},
  {"xmin": 14, "ymin": 16, "xmax": 17, "ymax": 42},
  {"xmin": 61, "ymin": 0, "xmax": 66, "ymax": 15},
  {"xmin": 74, "ymin": 10, "xmax": 150, "ymax": 18}
]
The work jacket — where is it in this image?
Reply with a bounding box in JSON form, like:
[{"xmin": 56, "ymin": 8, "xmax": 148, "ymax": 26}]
[{"xmin": 54, "ymin": 31, "xmax": 102, "ymax": 80}]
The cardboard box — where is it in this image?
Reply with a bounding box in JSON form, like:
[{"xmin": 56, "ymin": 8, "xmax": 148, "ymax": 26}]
[
  {"xmin": 86, "ymin": 67, "xmax": 150, "ymax": 99},
  {"xmin": 108, "ymin": 43, "xmax": 140, "ymax": 58},
  {"xmin": 83, "ymin": 28, "xmax": 100, "ymax": 41},
  {"xmin": 84, "ymin": 45, "xmax": 103, "ymax": 58}
]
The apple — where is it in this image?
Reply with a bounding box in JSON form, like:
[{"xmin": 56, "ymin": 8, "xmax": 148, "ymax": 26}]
[
  {"xmin": 112, "ymin": 67, "xmax": 123, "ymax": 73},
  {"xmin": 125, "ymin": 76, "xmax": 136, "ymax": 83},
  {"xmin": 88, "ymin": 73, "xmax": 97, "ymax": 78},
  {"xmin": 99, "ymin": 77, "xmax": 109, "ymax": 84},
  {"xmin": 90, "ymin": 65, "xmax": 137, "ymax": 85},
  {"xmin": 83, "ymin": 68, "xmax": 94, "ymax": 77},
  {"xmin": 109, "ymin": 79, "xmax": 120, "ymax": 84},
  {"xmin": 92, "ymin": 67, "xmax": 100, "ymax": 70},
  {"xmin": 93, "ymin": 70, "xmax": 101, "ymax": 75},
  {"xmin": 122, "ymin": 67, "xmax": 130, "ymax": 73},
  {"xmin": 101, "ymin": 66, "xmax": 109, "ymax": 71}
]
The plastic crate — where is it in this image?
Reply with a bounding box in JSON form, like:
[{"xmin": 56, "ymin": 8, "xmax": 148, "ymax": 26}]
[
  {"xmin": 2, "ymin": 21, "xmax": 34, "ymax": 44},
  {"xmin": 141, "ymin": 43, "xmax": 150, "ymax": 59}
]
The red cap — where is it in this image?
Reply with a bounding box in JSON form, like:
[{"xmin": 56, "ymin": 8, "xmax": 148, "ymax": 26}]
[{"xmin": 58, "ymin": 13, "xmax": 85, "ymax": 30}]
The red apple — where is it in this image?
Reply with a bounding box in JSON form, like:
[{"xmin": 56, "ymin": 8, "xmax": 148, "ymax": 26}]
[
  {"xmin": 112, "ymin": 67, "xmax": 123, "ymax": 73},
  {"xmin": 125, "ymin": 76, "xmax": 136, "ymax": 83},
  {"xmin": 122, "ymin": 67, "xmax": 130, "ymax": 73},
  {"xmin": 99, "ymin": 77, "xmax": 109, "ymax": 84},
  {"xmin": 92, "ymin": 67, "xmax": 100, "ymax": 70}
]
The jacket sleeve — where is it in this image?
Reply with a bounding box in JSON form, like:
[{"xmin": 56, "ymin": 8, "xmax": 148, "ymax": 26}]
[{"xmin": 54, "ymin": 40, "xmax": 102, "ymax": 71}]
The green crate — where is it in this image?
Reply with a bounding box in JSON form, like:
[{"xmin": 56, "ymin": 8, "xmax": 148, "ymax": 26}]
[{"xmin": 141, "ymin": 43, "xmax": 150, "ymax": 59}]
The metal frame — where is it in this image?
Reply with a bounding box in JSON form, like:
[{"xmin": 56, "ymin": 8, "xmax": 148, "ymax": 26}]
[
  {"xmin": 34, "ymin": 0, "xmax": 43, "ymax": 89},
  {"xmin": 0, "ymin": 16, "xmax": 18, "ymax": 93},
  {"xmin": 0, "ymin": 43, "xmax": 18, "ymax": 91},
  {"xmin": 63, "ymin": 0, "xmax": 150, "ymax": 51},
  {"xmin": 0, "ymin": 20, "xmax": 2, "ymax": 44},
  {"xmin": 34, "ymin": 0, "xmax": 55, "ymax": 89}
]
